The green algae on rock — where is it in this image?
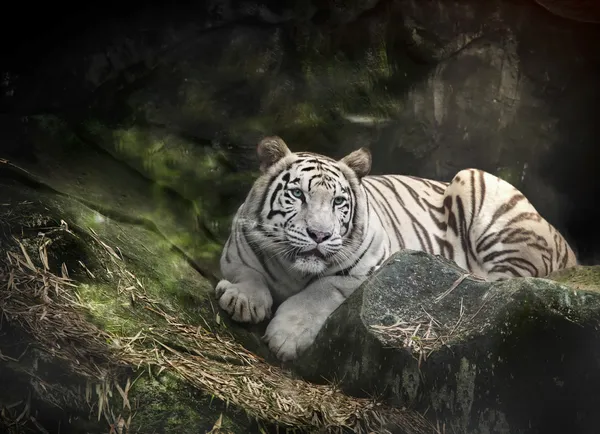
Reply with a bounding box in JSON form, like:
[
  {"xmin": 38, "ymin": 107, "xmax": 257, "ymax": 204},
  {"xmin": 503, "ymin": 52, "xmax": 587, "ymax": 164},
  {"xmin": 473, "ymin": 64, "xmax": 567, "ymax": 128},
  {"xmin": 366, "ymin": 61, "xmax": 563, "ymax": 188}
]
[{"xmin": 548, "ymin": 265, "xmax": 600, "ymax": 293}]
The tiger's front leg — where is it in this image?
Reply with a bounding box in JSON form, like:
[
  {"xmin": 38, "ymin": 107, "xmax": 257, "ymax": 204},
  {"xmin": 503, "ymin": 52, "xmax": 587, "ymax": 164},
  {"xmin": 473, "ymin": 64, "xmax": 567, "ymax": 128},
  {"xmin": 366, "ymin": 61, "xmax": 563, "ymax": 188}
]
[
  {"xmin": 215, "ymin": 272, "xmax": 273, "ymax": 324},
  {"xmin": 263, "ymin": 275, "xmax": 364, "ymax": 362}
]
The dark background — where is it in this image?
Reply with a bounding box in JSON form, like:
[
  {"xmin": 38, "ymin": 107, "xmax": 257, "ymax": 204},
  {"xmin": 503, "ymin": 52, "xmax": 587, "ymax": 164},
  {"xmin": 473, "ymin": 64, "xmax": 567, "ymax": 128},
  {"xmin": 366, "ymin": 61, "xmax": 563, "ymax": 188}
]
[{"xmin": 1, "ymin": 1, "xmax": 599, "ymax": 263}]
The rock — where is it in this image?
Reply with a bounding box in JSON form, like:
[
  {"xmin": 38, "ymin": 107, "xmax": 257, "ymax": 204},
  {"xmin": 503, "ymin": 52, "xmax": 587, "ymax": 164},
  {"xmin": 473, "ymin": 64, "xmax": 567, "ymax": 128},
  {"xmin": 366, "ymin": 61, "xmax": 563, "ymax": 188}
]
[
  {"xmin": 549, "ymin": 265, "xmax": 600, "ymax": 293},
  {"xmin": 0, "ymin": 183, "xmax": 250, "ymax": 433},
  {"xmin": 295, "ymin": 250, "xmax": 600, "ymax": 433},
  {"xmin": 5, "ymin": 115, "xmax": 228, "ymax": 282}
]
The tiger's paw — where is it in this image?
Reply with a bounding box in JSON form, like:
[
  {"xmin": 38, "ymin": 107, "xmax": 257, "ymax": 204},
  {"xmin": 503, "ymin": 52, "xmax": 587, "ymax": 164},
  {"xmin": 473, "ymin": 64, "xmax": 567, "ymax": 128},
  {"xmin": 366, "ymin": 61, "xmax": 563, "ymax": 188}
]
[
  {"xmin": 263, "ymin": 307, "xmax": 320, "ymax": 362},
  {"xmin": 215, "ymin": 279, "xmax": 273, "ymax": 323}
]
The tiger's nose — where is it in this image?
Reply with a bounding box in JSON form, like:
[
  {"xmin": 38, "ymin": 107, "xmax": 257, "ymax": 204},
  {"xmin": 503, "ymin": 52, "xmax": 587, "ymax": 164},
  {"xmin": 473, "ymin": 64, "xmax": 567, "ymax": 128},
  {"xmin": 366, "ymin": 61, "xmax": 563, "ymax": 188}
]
[{"xmin": 306, "ymin": 228, "xmax": 332, "ymax": 243}]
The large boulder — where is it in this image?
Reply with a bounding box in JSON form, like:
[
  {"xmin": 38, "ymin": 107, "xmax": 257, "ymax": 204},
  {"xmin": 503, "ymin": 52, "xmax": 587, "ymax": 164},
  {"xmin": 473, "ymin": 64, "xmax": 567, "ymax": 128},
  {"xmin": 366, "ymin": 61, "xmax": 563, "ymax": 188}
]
[{"xmin": 295, "ymin": 250, "xmax": 600, "ymax": 434}]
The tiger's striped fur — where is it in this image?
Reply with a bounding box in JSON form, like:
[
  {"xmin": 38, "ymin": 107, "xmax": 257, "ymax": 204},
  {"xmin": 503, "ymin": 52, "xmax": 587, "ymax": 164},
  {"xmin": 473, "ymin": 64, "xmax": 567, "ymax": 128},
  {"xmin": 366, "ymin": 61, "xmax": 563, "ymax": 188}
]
[{"xmin": 216, "ymin": 136, "xmax": 577, "ymax": 361}]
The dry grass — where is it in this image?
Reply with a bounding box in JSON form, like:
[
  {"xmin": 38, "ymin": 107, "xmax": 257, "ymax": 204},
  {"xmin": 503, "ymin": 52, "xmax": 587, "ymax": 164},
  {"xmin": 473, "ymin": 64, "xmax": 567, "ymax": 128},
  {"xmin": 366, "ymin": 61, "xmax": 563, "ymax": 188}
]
[
  {"xmin": 0, "ymin": 222, "xmax": 435, "ymax": 434},
  {"xmin": 370, "ymin": 273, "xmax": 487, "ymax": 365}
]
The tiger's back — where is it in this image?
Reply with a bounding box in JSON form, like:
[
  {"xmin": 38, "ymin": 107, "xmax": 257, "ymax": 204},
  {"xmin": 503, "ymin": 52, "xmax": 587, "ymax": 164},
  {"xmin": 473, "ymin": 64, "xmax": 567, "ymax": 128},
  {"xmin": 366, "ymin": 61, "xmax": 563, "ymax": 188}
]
[
  {"xmin": 362, "ymin": 169, "xmax": 577, "ymax": 280},
  {"xmin": 362, "ymin": 174, "xmax": 449, "ymax": 256}
]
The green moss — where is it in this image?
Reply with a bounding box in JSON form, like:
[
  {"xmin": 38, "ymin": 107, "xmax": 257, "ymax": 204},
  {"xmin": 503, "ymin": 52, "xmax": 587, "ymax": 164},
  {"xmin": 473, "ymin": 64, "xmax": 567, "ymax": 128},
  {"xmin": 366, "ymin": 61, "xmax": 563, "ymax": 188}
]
[
  {"xmin": 85, "ymin": 120, "xmax": 231, "ymax": 189},
  {"xmin": 76, "ymin": 283, "xmax": 142, "ymax": 336},
  {"xmin": 291, "ymin": 102, "xmax": 325, "ymax": 127},
  {"xmin": 129, "ymin": 370, "xmax": 252, "ymax": 433},
  {"xmin": 548, "ymin": 266, "xmax": 600, "ymax": 293},
  {"xmin": 500, "ymin": 275, "xmax": 600, "ymax": 326},
  {"xmin": 80, "ymin": 117, "xmax": 249, "ymax": 250},
  {"xmin": 46, "ymin": 116, "xmax": 237, "ymax": 273},
  {"xmin": 295, "ymin": 30, "xmax": 401, "ymax": 123},
  {"xmin": 57, "ymin": 196, "xmax": 218, "ymax": 327}
]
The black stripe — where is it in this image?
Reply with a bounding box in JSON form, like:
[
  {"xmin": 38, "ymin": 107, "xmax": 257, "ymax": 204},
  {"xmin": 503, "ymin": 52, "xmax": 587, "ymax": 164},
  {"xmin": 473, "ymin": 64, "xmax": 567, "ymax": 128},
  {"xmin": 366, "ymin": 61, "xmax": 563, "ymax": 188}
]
[
  {"xmin": 363, "ymin": 180, "xmax": 406, "ymax": 248},
  {"xmin": 475, "ymin": 194, "xmax": 527, "ymax": 249},
  {"xmin": 373, "ymin": 179, "xmax": 435, "ymax": 251},
  {"xmin": 477, "ymin": 170, "xmax": 485, "ymax": 216},
  {"xmin": 337, "ymin": 234, "xmax": 376, "ymax": 276},
  {"xmin": 395, "ymin": 178, "xmax": 426, "ymax": 211},
  {"xmin": 482, "ymin": 249, "xmax": 520, "ymax": 263},
  {"xmin": 455, "ymin": 195, "xmax": 474, "ymax": 270}
]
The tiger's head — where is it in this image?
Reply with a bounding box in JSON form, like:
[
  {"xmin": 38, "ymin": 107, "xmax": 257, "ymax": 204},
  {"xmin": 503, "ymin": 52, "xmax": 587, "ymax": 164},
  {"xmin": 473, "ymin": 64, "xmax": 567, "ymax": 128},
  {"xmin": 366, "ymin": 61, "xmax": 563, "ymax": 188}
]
[{"xmin": 243, "ymin": 136, "xmax": 371, "ymax": 275}]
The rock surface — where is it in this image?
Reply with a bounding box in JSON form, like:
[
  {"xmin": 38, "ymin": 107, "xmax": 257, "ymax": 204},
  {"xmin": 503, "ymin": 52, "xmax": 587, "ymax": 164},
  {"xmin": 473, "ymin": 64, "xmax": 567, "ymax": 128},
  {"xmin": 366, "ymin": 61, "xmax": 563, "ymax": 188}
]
[
  {"xmin": 0, "ymin": 181, "xmax": 252, "ymax": 433},
  {"xmin": 295, "ymin": 250, "xmax": 600, "ymax": 434}
]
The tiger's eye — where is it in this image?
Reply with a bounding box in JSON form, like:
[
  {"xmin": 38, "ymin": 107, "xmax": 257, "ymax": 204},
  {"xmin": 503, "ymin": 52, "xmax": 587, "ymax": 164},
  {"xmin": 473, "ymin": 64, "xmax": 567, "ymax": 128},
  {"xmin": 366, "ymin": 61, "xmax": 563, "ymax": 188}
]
[
  {"xmin": 334, "ymin": 196, "xmax": 346, "ymax": 205},
  {"xmin": 290, "ymin": 188, "xmax": 304, "ymax": 199}
]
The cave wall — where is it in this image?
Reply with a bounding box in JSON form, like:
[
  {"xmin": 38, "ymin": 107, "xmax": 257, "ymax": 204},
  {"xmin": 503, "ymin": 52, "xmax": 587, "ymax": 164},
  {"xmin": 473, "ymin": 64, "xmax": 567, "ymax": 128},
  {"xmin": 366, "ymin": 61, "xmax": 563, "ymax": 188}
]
[{"xmin": 1, "ymin": 0, "xmax": 599, "ymax": 263}]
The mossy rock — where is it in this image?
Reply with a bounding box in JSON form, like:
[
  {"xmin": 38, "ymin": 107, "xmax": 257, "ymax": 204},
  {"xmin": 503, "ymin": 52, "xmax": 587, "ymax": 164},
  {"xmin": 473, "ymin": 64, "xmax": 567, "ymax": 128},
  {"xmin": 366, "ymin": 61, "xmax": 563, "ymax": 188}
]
[
  {"xmin": 548, "ymin": 265, "xmax": 600, "ymax": 293},
  {"xmin": 0, "ymin": 183, "xmax": 254, "ymax": 433},
  {"xmin": 294, "ymin": 250, "xmax": 600, "ymax": 434}
]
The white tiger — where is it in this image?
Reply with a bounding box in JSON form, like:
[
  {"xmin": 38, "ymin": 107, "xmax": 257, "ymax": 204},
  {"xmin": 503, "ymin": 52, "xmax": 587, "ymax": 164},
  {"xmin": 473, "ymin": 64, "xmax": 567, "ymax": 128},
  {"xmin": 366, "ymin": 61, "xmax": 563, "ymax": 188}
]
[{"xmin": 215, "ymin": 136, "xmax": 577, "ymax": 361}]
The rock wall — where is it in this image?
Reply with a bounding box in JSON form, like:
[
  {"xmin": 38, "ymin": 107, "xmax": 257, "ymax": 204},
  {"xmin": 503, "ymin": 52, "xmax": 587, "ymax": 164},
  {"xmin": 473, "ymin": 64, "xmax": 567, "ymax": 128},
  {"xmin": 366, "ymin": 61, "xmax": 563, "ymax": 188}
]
[{"xmin": 2, "ymin": 1, "xmax": 598, "ymax": 263}]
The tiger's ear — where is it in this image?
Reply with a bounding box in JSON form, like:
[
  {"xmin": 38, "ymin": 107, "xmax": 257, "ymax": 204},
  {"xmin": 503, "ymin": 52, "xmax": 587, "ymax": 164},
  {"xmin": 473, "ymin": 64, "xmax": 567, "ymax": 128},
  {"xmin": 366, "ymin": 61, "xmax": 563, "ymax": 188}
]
[
  {"xmin": 257, "ymin": 136, "xmax": 292, "ymax": 173},
  {"xmin": 340, "ymin": 147, "xmax": 371, "ymax": 179}
]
